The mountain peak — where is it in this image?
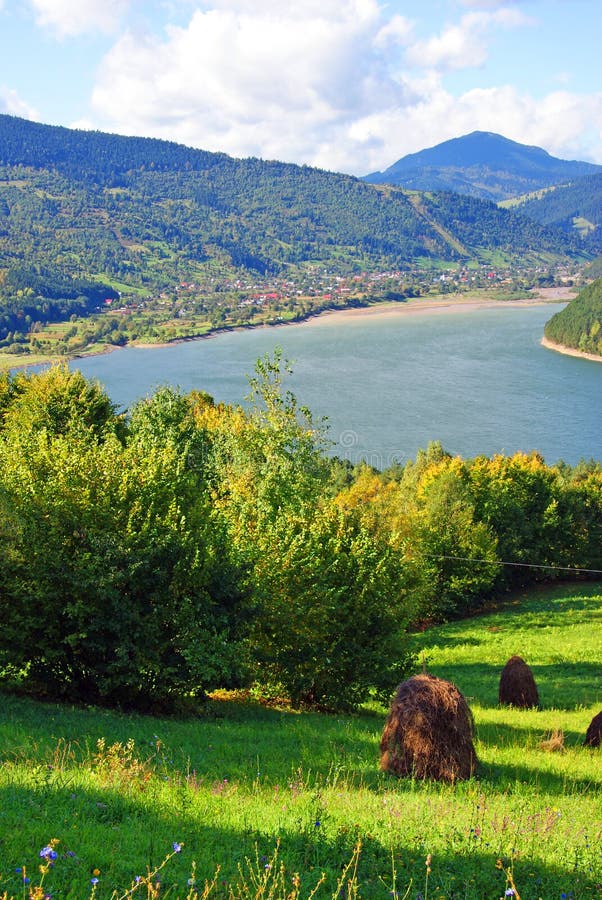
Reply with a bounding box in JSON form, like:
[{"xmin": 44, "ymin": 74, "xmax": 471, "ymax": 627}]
[{"xmin": 363, "ymin": 133, "xmax": 602, "ymax": 201}]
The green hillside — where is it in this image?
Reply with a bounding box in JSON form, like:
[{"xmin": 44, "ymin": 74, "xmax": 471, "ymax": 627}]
[
  {"xmin": 0, "ymin": 115, "xmax": 590, "ymax": 359},
  {"xmin": 0, "ymin": 582, "xmax": 600, "ymax": 899},
  {"xmin": 544, "ymin": 276, "xmax": 602, "ymax": 356},
  {"xmin": 505, "ymin": 172, "xmax": 602, "ymax": 249}
]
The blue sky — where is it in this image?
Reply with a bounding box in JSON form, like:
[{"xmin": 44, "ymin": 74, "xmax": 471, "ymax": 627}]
[{"xmin": 1, "ymin": 0, "xmax": 601, "ymax": 175}]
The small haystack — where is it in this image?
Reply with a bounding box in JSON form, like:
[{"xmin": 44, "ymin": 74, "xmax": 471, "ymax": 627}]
[
  {"xmin": 538, "ymin": 729, "xmax": 565, "ymax": 753},
  {"xmin": 379, "ymin": 674, "xmax": 477, "ymax": 782},
  {"xmin": 498, "ymin": 656, "xmax": 539, "ymax": 708},
  {"xmin": 584, "ymin": 711, "xmax": 602, "ymax": 748}
]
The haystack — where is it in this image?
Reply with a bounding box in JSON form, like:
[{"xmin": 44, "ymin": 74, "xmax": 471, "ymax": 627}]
[
  {"xmin": 538, "ymin": 729, "xmax": 565, "ymax": 753},
  {"xmin": 379, "ymin": 674, "xmax": 477, "ymax": 782},
  {"xmin": 584, "ymin": 710, "xmax": 602, "ymax": 748},
  {"xmin": 498, "ymin": 656, "xmax": 539, "ymax": 708}
]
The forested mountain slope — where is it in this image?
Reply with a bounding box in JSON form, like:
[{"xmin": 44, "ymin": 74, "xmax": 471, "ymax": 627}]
[
  {"xmin": 0, "ymin": 115, "xmax": 586, "ymax": 280},
  {"xmin": 364, "ymin": 131, "xmax": 602, "ymax": 202},
  {"xmin": 544, "ymin": 276, "xmax": 602, "ymax": 357},
  {"xmin": 0, "ymin": 115, "xmax": 592, "ymax": 350},
  {"xmin": 505, "ymin": 173, "xmax": 602, "ymax": 244}
]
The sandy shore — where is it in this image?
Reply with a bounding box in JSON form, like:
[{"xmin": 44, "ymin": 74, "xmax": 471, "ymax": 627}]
[
  {"xmin": 541, "ymin": 335, "xmax": 602, "ymax": 364},
  {"xmin": 300, "ymin": 286, "xmax": 575, "ymax": 328},
  {"xmin": 130, "ymin": 292, "xmax": 561, "ymax": 350}
]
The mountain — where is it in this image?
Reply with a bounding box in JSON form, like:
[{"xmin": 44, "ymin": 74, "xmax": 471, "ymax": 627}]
[
  {"xmin": 503, "ymin": 172, "xmax": 602, "ymax": 238},
  {"xmin": 363, "ymin": 132, "xmax": 602, "ymax": 202},
  {"xmin": 0, "ymin": 114, "xmax": 591, "ymax": 343}
]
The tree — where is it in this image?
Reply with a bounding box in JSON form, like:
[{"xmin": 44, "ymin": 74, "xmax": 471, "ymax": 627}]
[
  {"xmin": 205, "ymin": 352, "xmax": 415, "ymax": 709},
  {"xmin": 247, "ymin": 502, "xmax": 416, "ymax": 709},
  {"xmin": 0, "ymin": 381, "xmax": 249, "ymax": 709},
  {"xmin": 406, "ymin": 466, "xmax": 499, "ymax": 619},
  {"xmin": 1, "ymin": 364, "xmax": 119, "ymax": 440}
]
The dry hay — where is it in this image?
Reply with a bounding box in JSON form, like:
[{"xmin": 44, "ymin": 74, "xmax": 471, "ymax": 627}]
[
  {"xmin": 584, "ymin": 711, "xmax": 602, "ymax": 748},
  {"xmin": 498, "ymin": 655, "xmax": 539, "ymax": 708},
  {"xmin": 379, "ymin": 674, "xmax": 477, "ymax": 782},
  {"xmin": 538, "ymin": 729, "xmax": 565, "ymax": 753}
]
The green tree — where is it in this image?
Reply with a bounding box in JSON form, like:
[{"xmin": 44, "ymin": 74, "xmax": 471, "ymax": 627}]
[
  {"xmin": 0, "ymin": 387, "xmax": 248, "ymax": 709},
  {"xmin": 248, "ymin": 502, "xmax": 415, "ymax": 709},
  {"xmin": 407, "ymin": 467, "xmax": 499, "ymax": 619},
  {"xmin": 209, "ymin": 352, "xmax": 415, "ymax": 709},
  {"xmin": 1, "ymin": 364, "xmax": 119, "ymax": 440}
]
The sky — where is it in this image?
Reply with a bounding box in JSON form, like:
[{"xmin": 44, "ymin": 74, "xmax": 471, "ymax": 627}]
[{"xmin": 1, "ymin": 0, "xmax": 601, "ymax": 176}]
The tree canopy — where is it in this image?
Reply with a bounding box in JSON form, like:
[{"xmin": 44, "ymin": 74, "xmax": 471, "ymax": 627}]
[{"xmin": 0, "ymin": 361, "xmax": 600, "ymax": 712}]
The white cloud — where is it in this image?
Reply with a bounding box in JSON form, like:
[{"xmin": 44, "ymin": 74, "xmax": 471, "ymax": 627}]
[
  {"xmin": 83, "ymin": 1, "xmax": 602, "ymax": 174},
  {"xmin": 90, "ymin": 1, "xmax": 405, "ymax": 168},
  {"xmin": 0, "ymin": 86, "xmax": 39, "ymax": 120},
  {"xmin": 404, "ymin": 8, "xmax": 531, "ymax": 72},
  {"xmin": 29, "ymin": 0, "xmax": 132, "ymax": 37},
  {"xmin": 459, "ymin": 0, "xmax": 517, "ymax": 8},
  {"xmin": 353, "ymin": 82, "xmax": 602, "ymax": 172},
  {"xmin": 374, "ymin": 14, "xmax": 413, "ymax": 49}
]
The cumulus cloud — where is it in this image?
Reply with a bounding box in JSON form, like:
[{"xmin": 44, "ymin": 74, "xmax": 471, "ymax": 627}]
[
  {"xmin": 374, "ymin": 14, "xmax": 413, "ymax": 49},
  {"xmin": 90, "ymin": 0, "xmax": 408, "ymax": 169},
  {"xmin": 29, "ymin": 0, "xmax": 132, "ymax": 37},
  {"xmin": 83, "ymin": 0, "xmax": 602, "ymax": 173},
  {"xmin": 0, "ymin": 86, "xmax": 39, "ymax": 120},
  {"xmin": 353, "ymin": 82, "xmax": 602, "ymax": 170},
  {"xmin": 404, "ymin": 8, "xmax": 531, "ymax": 71}
]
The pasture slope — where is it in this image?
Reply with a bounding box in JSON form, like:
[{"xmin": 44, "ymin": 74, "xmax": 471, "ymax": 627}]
[{"xmin": 0, "ymin": 582, "xmax": 600, "ymax": 899}]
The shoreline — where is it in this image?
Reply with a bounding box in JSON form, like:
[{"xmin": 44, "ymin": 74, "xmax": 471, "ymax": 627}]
[
  {"xmin": 132, "ymin": 287, "xmax": 575, "ymax": 349},
  {"xmin": 540, "ymin": 335, "xmax": 602, "ymax": 364},
  {"xmin": 2, "ymin": 287, "xmax": 575, "ymax": 370}
]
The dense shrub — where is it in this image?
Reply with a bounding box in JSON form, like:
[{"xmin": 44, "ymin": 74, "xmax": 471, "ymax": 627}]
[
  {"xmin": 0, "ymin": 370, "xmax": 249, "ymax": 709},
  {"xmin": 1, "ymin": 362, "xmax": 601, "ymax": 710}
]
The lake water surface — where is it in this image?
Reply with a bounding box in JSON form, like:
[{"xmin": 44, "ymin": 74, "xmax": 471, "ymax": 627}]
[{"xmin": 72, "ymin": 303, "xmax": 602, "ymax": 467}]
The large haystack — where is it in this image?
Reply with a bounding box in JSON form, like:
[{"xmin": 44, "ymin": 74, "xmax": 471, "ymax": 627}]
[
  {"xmin": 498, "ymin": 656, "xmax": 539, "ymax": 708},
  {"xmin": 584, "ymin": 711, "xmax": 602, "ymax": 748},
  {"xmin": 379, "ymin": 674, "xmax": 477, "ymax": 782}
]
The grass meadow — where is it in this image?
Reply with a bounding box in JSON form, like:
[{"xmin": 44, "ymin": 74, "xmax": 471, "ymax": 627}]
[{"xmin": 0, "ymin": 583, "xmax": 600, "ymax": 899}]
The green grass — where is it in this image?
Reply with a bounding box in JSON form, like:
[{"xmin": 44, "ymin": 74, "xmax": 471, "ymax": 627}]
[{"xmin": 0, "ymin": 583, "xmax": 601, "ymax": 899}]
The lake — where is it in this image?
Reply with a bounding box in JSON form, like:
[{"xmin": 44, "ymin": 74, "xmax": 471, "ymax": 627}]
[{"xmin": 71, "ymin": 302, "xmax": 602, "ymax": 468}]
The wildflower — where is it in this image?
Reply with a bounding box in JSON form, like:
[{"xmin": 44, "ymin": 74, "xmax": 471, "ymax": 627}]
[
  {"xmin": 314, "ymin": 820, "xmax": 321, "ymax": 828},
  {"xmin": 505, "ymin": 891, "xmax": 515, "ymax": 897},
  {"xmin": 91, "ymin": 877, "xmax": 99, "ymax": 885},
  {"xmin": 39, "ymin": 846, "xmax": 58, "ymax": 861},
  {"xmin": 173, "ymin": 841, "xmax": 183, "ymax": 853}
]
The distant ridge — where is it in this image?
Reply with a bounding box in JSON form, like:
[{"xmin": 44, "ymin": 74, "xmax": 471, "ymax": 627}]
[
  {"xmin": 363, "ymin": 132, "xmax": 602, "ymax": 202},
  {"xmin": 0, "ymin": 114, "xmax": 591, "ymax": 305},
  {"xmin": 505, "ymin": 172, "xmax": 602, "ymax": 238}
]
